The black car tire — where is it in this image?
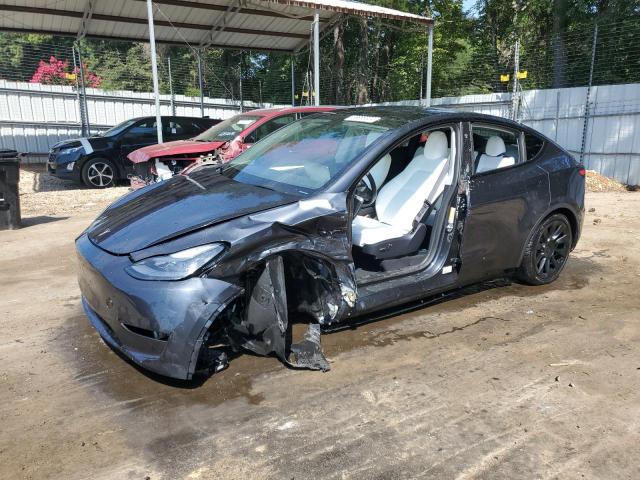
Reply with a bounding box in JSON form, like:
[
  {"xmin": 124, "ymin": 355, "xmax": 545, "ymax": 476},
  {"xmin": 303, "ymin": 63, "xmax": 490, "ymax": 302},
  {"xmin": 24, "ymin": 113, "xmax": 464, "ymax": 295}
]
[
  {"xmin": 81, "ymin": 158, "xmax": 117, "ymax": 189},
  {"xmin": 517, "ymin": 213, "xmax": 573, "ymax": 285}
]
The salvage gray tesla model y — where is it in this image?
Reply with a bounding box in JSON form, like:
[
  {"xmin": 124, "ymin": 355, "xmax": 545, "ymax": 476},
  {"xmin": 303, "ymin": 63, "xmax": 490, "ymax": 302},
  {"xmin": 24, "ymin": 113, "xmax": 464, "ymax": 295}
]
[{"xmin": 76, "ymin": 107, "xmax": 585, "ymax": 379}]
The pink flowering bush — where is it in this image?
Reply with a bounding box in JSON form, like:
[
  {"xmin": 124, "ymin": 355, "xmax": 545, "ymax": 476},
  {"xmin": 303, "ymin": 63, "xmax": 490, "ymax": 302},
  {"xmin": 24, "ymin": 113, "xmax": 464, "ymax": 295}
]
[{"xmin": 30, "ymin": 56, "xmax": 101, "ymax": 88}]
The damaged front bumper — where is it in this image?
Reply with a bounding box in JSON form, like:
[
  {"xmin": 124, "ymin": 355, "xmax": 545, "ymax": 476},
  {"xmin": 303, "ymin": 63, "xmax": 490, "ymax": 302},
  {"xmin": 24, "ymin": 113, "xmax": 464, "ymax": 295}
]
[{"xmin": 76, "ymin": 234, "xmax": 242, "ymax": 380}]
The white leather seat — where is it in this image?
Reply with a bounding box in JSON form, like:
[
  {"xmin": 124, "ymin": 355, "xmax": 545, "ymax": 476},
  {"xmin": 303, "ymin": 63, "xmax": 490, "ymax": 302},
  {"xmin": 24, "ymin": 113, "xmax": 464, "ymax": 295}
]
[
  {"xmin": 362, "ymin": 132, "xmax": 391, "ymax": 190},
  {"xmin": 476, "ymin": 136, "xmax": 515, "ymax": 173},
  {"xmin": 352, "ymin": 131, "xmax": 450, "ymax": 247}
]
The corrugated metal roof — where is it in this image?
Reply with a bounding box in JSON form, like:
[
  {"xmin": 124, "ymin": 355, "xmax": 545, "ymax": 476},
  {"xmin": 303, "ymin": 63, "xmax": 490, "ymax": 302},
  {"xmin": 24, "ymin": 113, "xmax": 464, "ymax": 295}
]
[{"xmin": 0, "ymin": 0, "xmax": 433, "ymax": 52}]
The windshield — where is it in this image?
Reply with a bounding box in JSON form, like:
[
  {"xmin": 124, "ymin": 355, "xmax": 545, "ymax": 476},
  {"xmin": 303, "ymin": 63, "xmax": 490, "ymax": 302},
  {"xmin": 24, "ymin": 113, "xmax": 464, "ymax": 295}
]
[
  {"xmin": 193, "ymin": 114, "xmax": 261, "ymax": 142},
  {"xmin": 102, "ymin": 119, "xmax": 139, "ymax": 137},
  {"xmin": 220, "ymin": 112, "xmax": 398, "ymax": 196}
]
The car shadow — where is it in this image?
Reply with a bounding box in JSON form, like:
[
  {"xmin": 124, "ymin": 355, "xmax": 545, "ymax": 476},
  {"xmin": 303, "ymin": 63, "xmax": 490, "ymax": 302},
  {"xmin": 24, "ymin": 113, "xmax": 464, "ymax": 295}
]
[{"xmin": 20, "ymin": 215, "xmax": 70, "ymax": 227}]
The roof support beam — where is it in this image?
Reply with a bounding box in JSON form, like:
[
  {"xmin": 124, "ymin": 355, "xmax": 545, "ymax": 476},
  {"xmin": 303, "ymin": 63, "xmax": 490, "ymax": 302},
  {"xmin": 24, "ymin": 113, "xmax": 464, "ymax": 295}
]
[
  {"xmin": 0, "ymin": 26, "xmax": 294, "ymax": 52},
  {"xmin": 76, "ymin": 0, "xmax": 95, "ymax": 40},
  {"xmin": 199, "ymin": 0, "xmax": 242, "ymax": 49},
  {"xmin": 0, "ymin": 5, "xmax": 308, "ymax": 40},
  {"xmin": 130, "ymin": 0, "xmax": 321, "ymax": 22}
]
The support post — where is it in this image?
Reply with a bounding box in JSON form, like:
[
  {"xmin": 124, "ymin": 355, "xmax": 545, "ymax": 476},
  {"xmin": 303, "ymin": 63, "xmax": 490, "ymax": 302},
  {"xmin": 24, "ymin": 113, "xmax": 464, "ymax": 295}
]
[
  {"xmin": 313, "ymin": 11, "xmax": 320, "ymax": 106},
  {"xmin": 72, "ymin": 45, "xmax": 89, "ymax": 137},
  {"xmin": 291, "ymin": 55, "xmax": 295, "ymax": 107},
  {"xmin": 239, "ymin": 52, "xmax": 244, "ymax": 112},
  {"xmin": 146, "ymin": 0, "xmax": 163, "ymax": 143},
  {"xmin": 510, "ymin": 39, "xmax": 520, "ymax": 121},
  {"xmin": 425, "ymin": 24, "xmax": 433, "ymax": 107},
  {"xmin": 580, "ymin": 23, "xmax": 598, "ymax": 165},
  {"xmin": 197, "ymin": 49, "xmax": 205, "ymax": 117},
  {"xmin": 168, "ymin": 57, "xmax": 176, "ymax": 116}
]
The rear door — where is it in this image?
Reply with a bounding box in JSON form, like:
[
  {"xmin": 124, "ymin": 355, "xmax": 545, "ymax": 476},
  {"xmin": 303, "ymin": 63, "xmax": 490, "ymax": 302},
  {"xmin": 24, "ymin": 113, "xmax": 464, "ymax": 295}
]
[
  {"xmin": 163, "ymin": 118, "xmax": 203, "ymax": 141},
  {"xmin": 458, "ymin": 122, "xmax": 550, "ymax": 283}
]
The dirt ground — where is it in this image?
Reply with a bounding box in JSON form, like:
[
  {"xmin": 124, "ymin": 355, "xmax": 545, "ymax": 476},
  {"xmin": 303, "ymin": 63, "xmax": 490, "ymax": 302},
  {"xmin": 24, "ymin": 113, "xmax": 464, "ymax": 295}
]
[{"xmin": 1, "ymin": 174, "xmax": 639, "ymax": 479}]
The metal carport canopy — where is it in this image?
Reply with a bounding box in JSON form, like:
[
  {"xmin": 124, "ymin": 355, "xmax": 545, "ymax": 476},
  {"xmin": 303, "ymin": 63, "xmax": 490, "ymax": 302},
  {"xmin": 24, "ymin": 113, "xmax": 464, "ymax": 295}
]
[{"xmin": 0, "ymin": 0, "xmax": 434, "ymax": 141}]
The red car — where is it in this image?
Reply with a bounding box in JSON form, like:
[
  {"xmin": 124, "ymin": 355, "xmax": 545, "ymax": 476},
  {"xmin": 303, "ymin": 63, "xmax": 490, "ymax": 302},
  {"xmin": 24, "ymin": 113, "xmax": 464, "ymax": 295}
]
[{"xmin": 128, "ymin": 106, "xmax": 335, "ymax": 187}]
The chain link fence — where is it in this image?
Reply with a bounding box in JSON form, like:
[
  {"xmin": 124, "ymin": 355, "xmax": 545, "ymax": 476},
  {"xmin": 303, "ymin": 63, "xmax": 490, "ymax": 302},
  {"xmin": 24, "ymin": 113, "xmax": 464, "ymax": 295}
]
[{"xmin": 0, "ymin": 18, "xmax": 637, "ymax": 109}]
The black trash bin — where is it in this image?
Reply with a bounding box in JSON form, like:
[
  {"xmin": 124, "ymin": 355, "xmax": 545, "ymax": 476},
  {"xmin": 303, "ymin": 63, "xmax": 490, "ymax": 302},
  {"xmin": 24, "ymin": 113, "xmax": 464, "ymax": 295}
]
[{"xmin": 0, "ymin": 149, "xmax": 21, "ymax": 230}]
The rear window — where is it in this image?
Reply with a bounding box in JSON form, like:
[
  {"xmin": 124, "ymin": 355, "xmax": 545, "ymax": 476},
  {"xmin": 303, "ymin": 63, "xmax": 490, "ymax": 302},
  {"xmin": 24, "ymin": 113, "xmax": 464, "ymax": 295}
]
[
  {"xmin": 193, "ymin": 115, "xmax": 261, "ymax": 142},
  {"xmin": 524, "ymin": 132, "xmax": 545, "ymax": 160}
]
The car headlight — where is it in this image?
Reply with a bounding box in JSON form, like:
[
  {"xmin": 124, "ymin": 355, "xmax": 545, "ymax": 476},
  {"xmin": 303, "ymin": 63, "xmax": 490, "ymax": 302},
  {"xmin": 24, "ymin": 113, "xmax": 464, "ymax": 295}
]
[
  {"xmin": 125, "ymin": 243, "xmax": 225, "ymax": 281},
  {"xmin": 60, "ymin": 146, "xmax": 84, "ymax": 155}
]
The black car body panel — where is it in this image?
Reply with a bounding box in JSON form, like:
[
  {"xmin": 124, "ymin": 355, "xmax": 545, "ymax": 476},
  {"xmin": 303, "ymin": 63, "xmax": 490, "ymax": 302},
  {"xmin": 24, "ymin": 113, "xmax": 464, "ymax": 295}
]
[
  {"xmin": 77, "ymin": 234, "xmax": 242, "ymax": 379},
  {"xmin": 77, "ymin": 107, "xmax": 585, "ymax": 380},
  {"xmin": 48, "ymin": 116, "xmax": 219, "ymax": 186},
  {"xmin": 88, "ymin": 170, "xmax": 299, "ymax": 255}
]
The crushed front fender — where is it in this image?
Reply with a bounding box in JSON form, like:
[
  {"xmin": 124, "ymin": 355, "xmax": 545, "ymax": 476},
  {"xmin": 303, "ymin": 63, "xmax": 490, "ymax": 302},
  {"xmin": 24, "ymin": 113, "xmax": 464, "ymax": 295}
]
[{"xmin": 77, "ymin": 234, "xmax": 243, "ymax": 380}]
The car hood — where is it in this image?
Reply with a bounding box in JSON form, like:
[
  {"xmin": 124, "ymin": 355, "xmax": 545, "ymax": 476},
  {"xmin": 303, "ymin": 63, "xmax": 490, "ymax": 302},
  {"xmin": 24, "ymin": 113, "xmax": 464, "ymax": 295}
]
[
  {"xmin": 52, "ymin": 135, "xmax": 112, "ymax": 151},
  {"xmin": 87, "ymin": 170, "xmax": 298, "ymax": 255},
  {"xmin": 128, "ymin": 140, "xmax": 226, "ymax": 163}
]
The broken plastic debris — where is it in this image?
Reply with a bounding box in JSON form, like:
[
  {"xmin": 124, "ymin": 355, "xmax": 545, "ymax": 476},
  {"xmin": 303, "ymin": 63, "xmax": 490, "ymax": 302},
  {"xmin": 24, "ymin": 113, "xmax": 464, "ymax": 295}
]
[{"xmin": 288, "ymin": 323, "xmax": 330, "ymax": 372}]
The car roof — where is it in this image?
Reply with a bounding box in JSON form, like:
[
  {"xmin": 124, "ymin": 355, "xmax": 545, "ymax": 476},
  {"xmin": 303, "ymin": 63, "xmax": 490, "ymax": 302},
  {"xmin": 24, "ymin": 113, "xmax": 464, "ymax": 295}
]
[
  {"xmin": 243, "ymin": 106, "xmax": 336, "ymax": 118},
  {"xmin": 321, "ymin": 105, "xmax": 526, "ymax": 130},
  {"xmin": 127, "ymin": 115, "xmax": 215, "ymax": 121}
]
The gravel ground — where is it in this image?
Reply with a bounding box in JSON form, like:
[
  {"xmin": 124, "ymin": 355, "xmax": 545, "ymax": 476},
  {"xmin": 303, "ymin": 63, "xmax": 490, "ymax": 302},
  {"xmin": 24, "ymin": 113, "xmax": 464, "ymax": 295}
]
[
  {"xmin": 1, "ymin": 174, "xmax": 640, "ymax": 479},
  {"xmin": 18, "ymin": 165, "xmax": 129, "ymax": 218},
  {"xmin": 18, "ymin": 164, "xmax": 630, "ymax": 220},
  {"xmin": 585, "ymin": 170, "xmax": 629, "ymax": 193}
]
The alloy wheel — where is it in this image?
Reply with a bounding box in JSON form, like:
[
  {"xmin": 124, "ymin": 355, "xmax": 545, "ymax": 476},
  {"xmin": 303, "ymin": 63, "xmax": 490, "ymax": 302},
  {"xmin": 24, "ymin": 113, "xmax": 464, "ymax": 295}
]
[
  {"xmin": 87, "ymin": 162, "xmax": 114, "ymax": 187},
  {"xmin": 534, "ymin": 220, "xmax": 570, "ymax": 280}
]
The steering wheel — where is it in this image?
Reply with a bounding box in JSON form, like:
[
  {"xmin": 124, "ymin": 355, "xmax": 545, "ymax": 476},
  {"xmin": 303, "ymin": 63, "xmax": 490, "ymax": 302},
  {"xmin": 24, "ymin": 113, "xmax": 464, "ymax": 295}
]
[{"xmin": 355, "ymin": 173, "xmax": 378, "ymax": 209}]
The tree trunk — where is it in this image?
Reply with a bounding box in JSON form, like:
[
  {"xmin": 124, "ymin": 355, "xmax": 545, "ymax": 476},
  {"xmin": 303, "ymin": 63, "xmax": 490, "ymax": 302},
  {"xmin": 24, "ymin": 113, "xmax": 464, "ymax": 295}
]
[
  {"xmin": 333, "ymin": 22, "xmax": 345, "ymax": 105},
  {"xmin": 552, "ymin": 0, "xmax": 568, "ymax": 88},
  {"xmin": 371, "ymin": 21, "xmax": 381, "ymax": 103},
  {"xmin": 356, "ymin": 17, "xmax": 369, "ymax": 105}
]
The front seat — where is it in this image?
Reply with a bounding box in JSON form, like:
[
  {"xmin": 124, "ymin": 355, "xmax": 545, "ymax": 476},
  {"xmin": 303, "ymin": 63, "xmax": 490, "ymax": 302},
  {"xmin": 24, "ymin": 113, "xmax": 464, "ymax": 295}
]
[
  {"xmin": 362, "ymin": 132, "xmax": 392, "ymax": 190},
  {"xmin": 476, "ymin": 136, "xmax": 516, "ymax": 173},
  {"xmin": 352, "ymin": 131, "xmax": 451, "ymax": 259}
]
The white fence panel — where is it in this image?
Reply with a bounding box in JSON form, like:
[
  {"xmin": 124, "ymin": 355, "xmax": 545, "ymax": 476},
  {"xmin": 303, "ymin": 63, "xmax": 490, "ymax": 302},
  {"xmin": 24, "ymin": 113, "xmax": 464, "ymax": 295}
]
[
  {"xmin": 1, "ymin": 80, "xmax": 639, "ymax": 184},
  {"xmin": 0, "ymin": 80, "xmax": 275, "ymax": 158}
]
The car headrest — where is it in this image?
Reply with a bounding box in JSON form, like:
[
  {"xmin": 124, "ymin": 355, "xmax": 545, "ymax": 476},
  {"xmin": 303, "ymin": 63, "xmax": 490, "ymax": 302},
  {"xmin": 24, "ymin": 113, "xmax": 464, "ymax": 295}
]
[
  {"xmin": 365, "ymin": 131, "xmax": 383, "ymax": 146},
  {"xmin": 423, "ymin": 131, "xmax": 448, "ymax": 160},
  {"xmin": 485, "ymin": 136, "xmax": 506, "ymax": 156}
]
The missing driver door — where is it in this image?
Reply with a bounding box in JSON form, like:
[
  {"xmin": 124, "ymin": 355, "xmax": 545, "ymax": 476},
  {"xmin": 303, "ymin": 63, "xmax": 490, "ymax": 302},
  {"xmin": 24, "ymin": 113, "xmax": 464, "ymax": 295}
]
[{"xmin": 352, "ymin": 122, "xmax": 467, "ymax": 315}]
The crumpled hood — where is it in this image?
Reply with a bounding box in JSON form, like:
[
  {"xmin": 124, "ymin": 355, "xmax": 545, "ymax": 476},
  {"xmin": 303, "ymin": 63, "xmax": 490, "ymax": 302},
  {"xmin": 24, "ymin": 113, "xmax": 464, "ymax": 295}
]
[
  {"xmin": 128, "ymin": 140, "xmax": 226, "ymax": 163},
  {"xmin": 87, "ymin": 169, "xmax": 298, "ymax": 255}
]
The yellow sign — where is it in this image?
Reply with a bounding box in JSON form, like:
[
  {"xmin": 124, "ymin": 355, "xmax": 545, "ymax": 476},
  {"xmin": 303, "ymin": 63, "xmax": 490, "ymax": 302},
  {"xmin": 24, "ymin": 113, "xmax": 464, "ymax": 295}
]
[
  {"xmin": 517, "ymin": 70, "xmax": 528, "ymax": 79},
  {"xmin": 65, "ymin": 73, "xmax": 77, "ymax": 81},
  {"xmin": 500, "ymin": 74, "xmax": 510, "ymax": 82}
]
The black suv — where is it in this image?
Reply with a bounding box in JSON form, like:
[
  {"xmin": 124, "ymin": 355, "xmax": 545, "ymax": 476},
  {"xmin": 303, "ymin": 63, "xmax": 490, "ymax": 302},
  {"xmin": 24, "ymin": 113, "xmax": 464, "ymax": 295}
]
[{"xmin": 47, "ymin": 116, "xmax": 220, "ymax": 188}]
